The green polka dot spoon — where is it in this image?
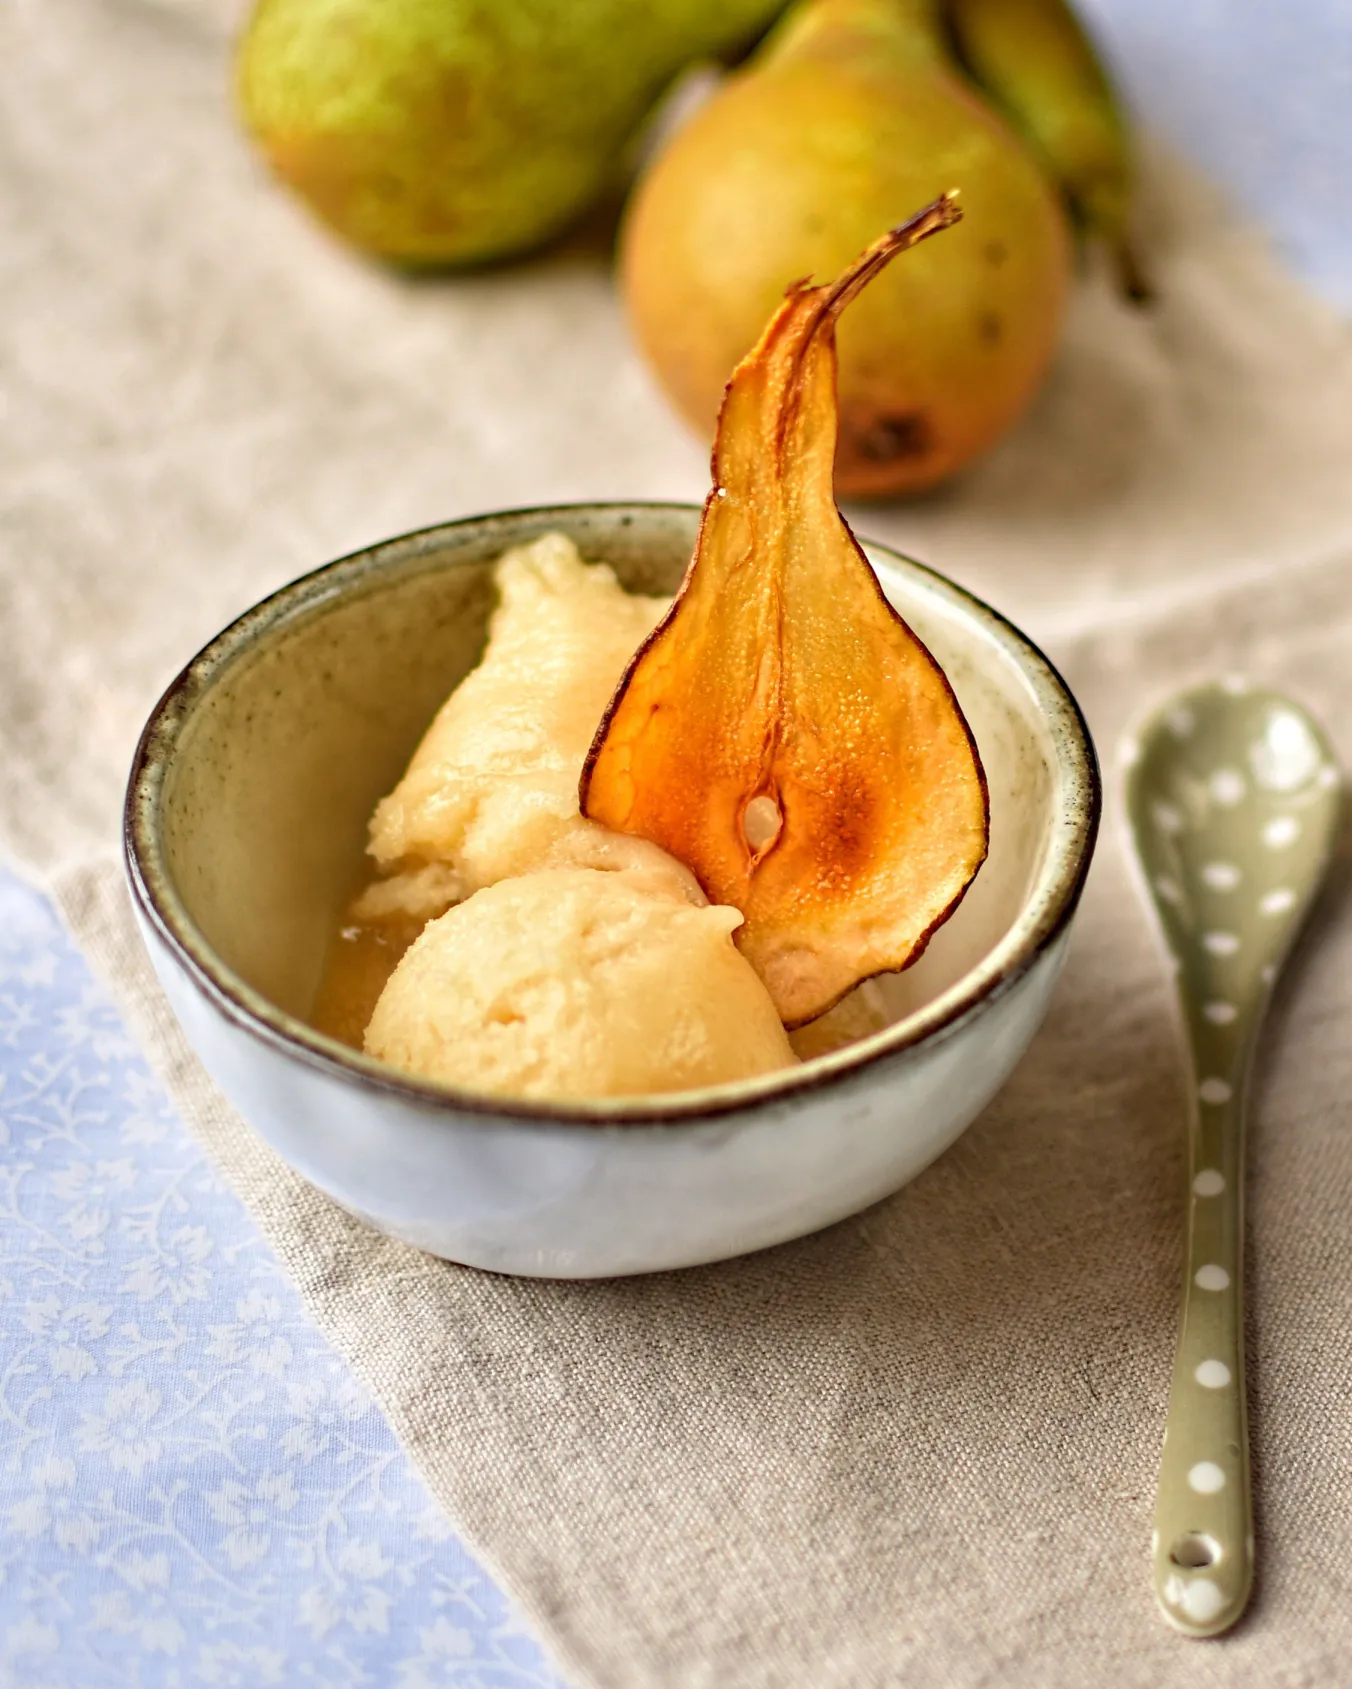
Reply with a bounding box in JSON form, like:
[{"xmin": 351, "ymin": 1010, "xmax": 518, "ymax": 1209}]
[{"xmin": 1124, "ymin": 681, "xmax": 1342, "ymax": 1638}]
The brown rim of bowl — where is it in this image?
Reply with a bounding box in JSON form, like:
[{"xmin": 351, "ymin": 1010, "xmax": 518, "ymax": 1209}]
[{"xmin": 123, "ymin": 501, "xmax": 1100, "ymax": 1128}]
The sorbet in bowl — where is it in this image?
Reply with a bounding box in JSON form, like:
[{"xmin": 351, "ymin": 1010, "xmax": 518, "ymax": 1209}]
[
  {"xmin": 319, "ymin": 531, "xmax": 802, "ymax": 1101},
  {"xmin": 124, "ymin": 503, "xmax": 1098, "ymax": 1277}
]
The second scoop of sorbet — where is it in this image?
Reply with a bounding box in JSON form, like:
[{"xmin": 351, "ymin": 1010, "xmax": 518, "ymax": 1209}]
[
  {"xmin": 365, "ymin": 868, "xmax": 798, "ymax": 1101},
  {"xmin": 357, "ymin": 532, "xmax": 672, "ymax": 923}
]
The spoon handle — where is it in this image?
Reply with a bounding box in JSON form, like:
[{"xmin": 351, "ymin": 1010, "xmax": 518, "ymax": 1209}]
[{"xmin": 1152, "ymin": 1042, "xmax": 1253, "ymax": 1636}]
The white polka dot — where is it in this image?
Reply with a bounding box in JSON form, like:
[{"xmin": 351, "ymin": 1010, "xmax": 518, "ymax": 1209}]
[
  {"xmin": 1194, "ymin": 1169, "xmax": 1225, "ymax": 1197},
  {"xmin": 1153, "ymin": 801, "xmax": 1184, "ymax": 834},
  {"xmin": 1199, "ymin": 1077, "xmax": 1233, "ymax": 1105},
  {"xmin": 1318, "ymin": 765, "xmax": 1340, "ymax": 790},
  {"xmin": 1181, "ymin": 1577, "xmax": 1226, "ymax": 1623},
  {"xmin": 1203, "ymin": 932, "xmax": 1240, "ymax": 956},
  {"xmin": 1260, "ymin": 887, "xmax": 1297, "ymax": 916},
  {"xmin": 1153, "ymin": 874, "xmax": 1183, "ymax": 905},
  {"xmin": 1167, "ymin": 705, "xmax": 1196, "ymax": 738},
  {"xmin": 1195, "ymin": 1264, "xmax": 1230, "ymax": 1291},
  {"xmin": 1189, "ymin": 1461, "xmax": 1226, "ymax": 1495},
  {"xmin": 1263, "ymin": 815, "xmax": 1300, "ymax": 849},
  {"xmin": 1203, "ymin": 1001, "xmax": 1237, "ymax": 1025},
  {"xmin": 1210, "ymin": 768, "xmax": 1246, "ymax": 806},
  {"xmin": 1201, "ymin": 861, "xmax": 1241, "ymax": 891},
  {"xmin": 1252, "ymin": 709, "xmax": 1322, "ymax": 791},
  {"xmin": 1120, "ymin": 736, "xmax": 1141, "ymax": 768},
  {"xmin": 1261, "ymin": 964, "xmax": 1276, "ymax": 985},
  {"xmin": 1221, "ymin": 675, "xmax": 1249, "ymax": 695},
  {"xmin": 1195, "ymin": 1359, "xmax": 1232, "ymax": 1388}
]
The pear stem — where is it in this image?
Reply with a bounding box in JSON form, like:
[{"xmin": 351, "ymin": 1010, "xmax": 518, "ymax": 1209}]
[
  {"xmin": 823, "ymin": 191, "xmax": 963, "ymax": 318},
  {"xmin": 1115, "ymin": 236, "xmax": 1153, "ymax": 305},
  {"xmin": 814, "ymin": 192, "xmax": 959, "ymax": 322}
]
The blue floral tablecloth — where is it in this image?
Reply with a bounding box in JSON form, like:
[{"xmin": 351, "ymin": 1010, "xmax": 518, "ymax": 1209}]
[{"xmin": 0, "ymin": 867, "xmax": 565, "ymax": 1688}]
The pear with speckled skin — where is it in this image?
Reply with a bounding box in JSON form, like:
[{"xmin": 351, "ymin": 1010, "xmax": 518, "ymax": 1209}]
[
  {"xmin": 236, "ymin": 0, "xmax": 787, "ymax": 266},
  {"xmin": 621, "ymin": 0, "xmax": 1071, "ymax": 497}
]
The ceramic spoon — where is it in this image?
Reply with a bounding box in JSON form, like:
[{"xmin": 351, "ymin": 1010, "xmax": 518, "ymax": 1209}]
[{"xmin": 1123, "ymin": 681, "xmax": 1341, "ymax": 1638}]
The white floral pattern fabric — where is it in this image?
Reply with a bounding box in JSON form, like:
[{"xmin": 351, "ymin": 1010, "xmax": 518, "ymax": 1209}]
[{"xmin": 0, "ymin": 868, "xmax": 568, "ymax": 1689}]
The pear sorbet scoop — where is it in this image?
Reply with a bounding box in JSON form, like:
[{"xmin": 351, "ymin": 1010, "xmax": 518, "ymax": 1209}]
[
  {"xmin": 365, "ymin": 869, "xmax": 796, "ymax": 1101},
  {"xmin": 357, "ymin": 531, "xmax": 678, "ymax": 924}
]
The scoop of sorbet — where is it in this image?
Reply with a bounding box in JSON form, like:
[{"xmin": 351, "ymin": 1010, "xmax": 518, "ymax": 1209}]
[
  {"xmin": 359, "ymin": 533, "xmax": 672, "ymax": 922},
  {"xmin": 364, "ymin": 868, "xmax": 797, "ymax": 1101}
]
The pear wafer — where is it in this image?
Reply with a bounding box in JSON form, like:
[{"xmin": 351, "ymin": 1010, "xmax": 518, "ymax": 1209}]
[{"xmin": 582, "ymin": 197, "xmax": 989, "ymax": 1025}]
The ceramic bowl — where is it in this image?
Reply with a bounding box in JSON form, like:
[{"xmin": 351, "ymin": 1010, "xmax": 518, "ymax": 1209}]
[{"xmin": 124, "ymin": 503, "xmax": 1098, "ymax": 1278}]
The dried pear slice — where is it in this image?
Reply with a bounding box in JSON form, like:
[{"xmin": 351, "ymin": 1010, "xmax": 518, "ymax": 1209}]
[{"xmin": 582, "ymin": 196, "xmax": 989, "ymax": 1026}]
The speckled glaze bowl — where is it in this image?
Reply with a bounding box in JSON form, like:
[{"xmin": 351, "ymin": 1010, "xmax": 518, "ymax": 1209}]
[{"xmin": 124, "ymin": 504, "xmax": 1099, "ymax": 1278}]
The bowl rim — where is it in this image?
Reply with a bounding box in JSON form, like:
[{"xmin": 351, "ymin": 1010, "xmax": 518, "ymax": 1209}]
[{"xmin": 124, "ymin": 500, "xmax": 1100, "ymax": 1128}]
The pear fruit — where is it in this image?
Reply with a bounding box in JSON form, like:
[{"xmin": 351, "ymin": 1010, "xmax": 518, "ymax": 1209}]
[
  {"xmin": 236, "ymin": 0, "xmax": 787, "ymax": 266},
  {"xmin": 621, "ymin": 0, "xmax": 1072, "ymax": 497},
  {"xmin": 584, "ymin": 200, "xmax": 989, "ymax": 1025},
  {"xmin": 944, "ymin": 0, "xmax": 1143, "ymax": 296}
]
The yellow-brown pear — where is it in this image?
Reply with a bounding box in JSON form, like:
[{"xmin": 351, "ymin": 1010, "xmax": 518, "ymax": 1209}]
[{"xmin": 621, "ymin": 0, "xmax": 1072, "ymax": 497}]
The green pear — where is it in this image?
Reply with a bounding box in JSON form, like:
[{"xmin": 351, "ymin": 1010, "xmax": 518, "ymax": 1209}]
[{"xmin": 237, "ymin": 0, "xmax": 787, "ymax": 266}]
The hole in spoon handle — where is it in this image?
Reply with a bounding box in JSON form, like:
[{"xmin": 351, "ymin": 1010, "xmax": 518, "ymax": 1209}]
[{"xmin": 1153, "ymin": 1089, "xmax": 1253, "ymax": 1636}]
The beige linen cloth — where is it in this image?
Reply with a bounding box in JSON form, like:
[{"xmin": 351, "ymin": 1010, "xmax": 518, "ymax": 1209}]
[{"xmin": 6, "ymin": 3, "xmax": 1352, "ymax": 1684}]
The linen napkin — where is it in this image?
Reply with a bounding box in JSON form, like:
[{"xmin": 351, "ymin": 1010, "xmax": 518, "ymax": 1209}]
[{"xmin": 5, "ymin": 3, "xmax": 1352, "ymax": 1684}]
